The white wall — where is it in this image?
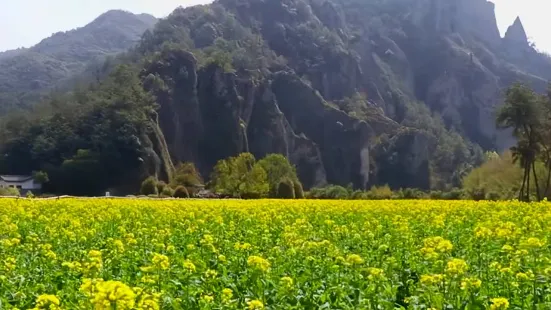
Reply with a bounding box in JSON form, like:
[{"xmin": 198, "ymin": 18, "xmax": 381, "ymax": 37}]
[{"xmin": 0, "ymin": 179, "xmax": 41, "ymax": 190}]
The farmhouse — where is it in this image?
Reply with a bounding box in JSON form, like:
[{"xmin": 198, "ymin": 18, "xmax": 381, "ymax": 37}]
[{"xmin": 0, "ymin": 175, "xmax": 42, "ymax": 192}]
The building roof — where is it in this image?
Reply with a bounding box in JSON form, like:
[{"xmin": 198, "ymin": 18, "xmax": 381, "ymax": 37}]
[{"xmin": 0, "ymin": 175, "xmax": 34, "ymax": 182}]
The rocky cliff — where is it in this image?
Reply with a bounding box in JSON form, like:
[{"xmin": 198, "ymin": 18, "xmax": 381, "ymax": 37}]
[{"xmin": 129, "ymin": 0, "xmax": 551, "ymax": 190}]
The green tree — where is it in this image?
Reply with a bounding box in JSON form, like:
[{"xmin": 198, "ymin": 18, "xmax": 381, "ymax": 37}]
[
  {"xmin": 211, "ymin": 153, "xmax": 269, "ymax": 198},
  {"xmin": 497, "ymin": 83, "xmax": 542, "ymax": 201},
  {"xmin": 33, "ymin": 171, "xmax": 49, "ymax": 184},
  {"xmin": 256, "ymin": 154, "xmax": 299, "ymax": 197}
]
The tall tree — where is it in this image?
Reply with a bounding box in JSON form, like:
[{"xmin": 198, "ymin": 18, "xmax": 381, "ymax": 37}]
[{"xmin": 497, "ymin": 83, "xmax": 542, "ymax": 201}]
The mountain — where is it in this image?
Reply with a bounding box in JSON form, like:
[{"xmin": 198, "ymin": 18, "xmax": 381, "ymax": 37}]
[
  {"xmin": 2, "ymin": 0, "xmax": 551, "ymax": 195},
  {"xmin": 0, "ymin": 10, "xmax": 157, "ymax": 112}
]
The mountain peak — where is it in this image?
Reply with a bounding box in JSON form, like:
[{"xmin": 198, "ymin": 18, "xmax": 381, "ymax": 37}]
[
  {"xmin": 90, "ymin": 10, "xmax": 157, "ymax": 27},
  {"xmin": 504, "ymin": 16, "xmax": 528, "ymax": 46}
]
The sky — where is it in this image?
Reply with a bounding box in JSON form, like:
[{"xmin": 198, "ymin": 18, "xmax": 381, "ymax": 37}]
[{"xmin": 0, "ymin": 0, "xmax": 548, "ymax": 52}]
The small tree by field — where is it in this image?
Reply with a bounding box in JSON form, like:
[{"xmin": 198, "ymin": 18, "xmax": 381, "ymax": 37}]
[
  {"xmin": 210, "ymin": 153, "xmax": 269, "ymax": 198},
  {"xmin": 257, "ymin": 154, "xmax": 300, "ymax": 197},
  {"xmin": 171, "ymin": 162, "xmax": 204, "ymax": 196}
]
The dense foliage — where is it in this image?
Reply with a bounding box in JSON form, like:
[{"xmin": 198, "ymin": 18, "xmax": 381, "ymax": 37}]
[
  {"xmin": 1, "ymin": 198, "xmax": 551, "ymax": 309},
  {"xmin": 0, "ymin": 65, "xmax": 156, "ymax": 196}
]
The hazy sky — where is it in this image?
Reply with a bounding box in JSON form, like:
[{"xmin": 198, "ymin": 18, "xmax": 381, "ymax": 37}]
[{"xmin": 0, "ymin": 0, "xmax": 548, "ymax": 52}]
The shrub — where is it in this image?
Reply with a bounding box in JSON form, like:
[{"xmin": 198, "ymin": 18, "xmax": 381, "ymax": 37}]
[
  {"xmin": 402, "ymin": 188, "xmax": 426, "ymax": 199},
  {"xmin": 325, "ymin": 185, "xmax": 349, "ymax": 199},
  {"xmin": 293, "ymin": 182, "xmax": 305, "ymax": 199},
  {"xmin": 366, "ymin": 185, "xmax": 392, "ymax": 200},
  {"xmin": 0, "ymin": 187, "xmax": 20, "ymax": 197},
  {"xmin": 156, "ymin": 181, "xmax": 167, "ymax": 195},
  {"xmin": 307, "ymin": 185, "xmax": 349, "ymax": 199},
  {"xmin": 162, "ymin": 186, "xmax": 175, "ymax": 197},
  {"xmin": 277, "ymin": 178, "xmax": 295, "ymax": 199},
  {"xmin": 26, "ymin": 191, "xmax": 35, "ymax": 198},
  {"xmin": 174, "ymin": 186, "xmax": 190, "ymax": 198},
  {"xmin": 351, "ymin": 190, "xmax": 368, "ymax": 200},
  {"xmin": 430, "ymin": 191, "xmax": 444, "ymax": 199},
  {"xmin": 141, "ymin": 177, "xmax": 158, "ymax": 196},
  {"xmin": 441, "ymin": 188, "xmax": 465, "ymax": 200}
]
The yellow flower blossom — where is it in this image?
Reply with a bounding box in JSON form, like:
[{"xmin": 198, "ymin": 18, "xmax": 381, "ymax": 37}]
[{"xmin": 490, "ymin": 297, "xmax": 509, "ymax": 310}]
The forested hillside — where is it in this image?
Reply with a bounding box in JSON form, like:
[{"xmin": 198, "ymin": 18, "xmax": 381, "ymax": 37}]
[
  {"xmin": 1, "ymin": 0, "xmax": 550, "ymax": 196},
  {"xmin": 0, "ymin": 10, "xmax": 157, "ymax": 112}
]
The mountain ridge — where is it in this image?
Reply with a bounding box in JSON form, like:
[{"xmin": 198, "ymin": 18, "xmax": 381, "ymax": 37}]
[{"xmin": 0, "ymin": 10, "xmax": 157, "ymax": 112}]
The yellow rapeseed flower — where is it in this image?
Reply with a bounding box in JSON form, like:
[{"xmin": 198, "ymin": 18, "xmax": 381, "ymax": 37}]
[
  {"xmin": 490, "ymin": 297, "xmax": 509, "ymax": 310},
  {"xmin": 247, "ymin": 299, "xmax": 264, "ymax": 310},
  {"xmin": 31, "ymin": 294, "xmax": 61, "ymax": 310},
  {"xmin": 247, "ymin": 256, "xmax": 270, "ymax": 272},
  {"xmin": 446, "ymin": 258, "xmax": 468, "ymax": 276}
]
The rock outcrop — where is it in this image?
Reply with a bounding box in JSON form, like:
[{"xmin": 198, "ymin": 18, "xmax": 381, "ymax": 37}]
[{"xmin": 503, "ymin": 17, "xmax": 529, "ymax": 47}]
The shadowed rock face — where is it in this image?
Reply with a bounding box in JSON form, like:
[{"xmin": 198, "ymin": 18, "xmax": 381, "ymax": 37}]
[{"xmin": 133, "ymin": 0, "xmax": 551, "ymax": 190}]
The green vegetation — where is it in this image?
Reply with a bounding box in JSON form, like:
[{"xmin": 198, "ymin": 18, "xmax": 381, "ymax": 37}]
[
  {"xmin": 210, "ymin": 153, "xmax": 269, "ymax": 199},
  {"xmin": 276, "ymin": 178, "xmax": 296, "ymax": 199},
  {"xmin": 493, "ymin": 83, "xmax": 551, "ymax": 201},
  {"xmin": 174, "ymin": 186, "xmax": 190, "ymax": 198},
  {"xmin": 140, "ymin": 177, "xmax": 158, "ymax": 196}
]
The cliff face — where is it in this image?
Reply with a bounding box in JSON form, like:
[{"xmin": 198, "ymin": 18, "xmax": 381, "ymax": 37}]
[{"xmin": 131, "ymin": 0, "xmax": 551, "ymax": 190}]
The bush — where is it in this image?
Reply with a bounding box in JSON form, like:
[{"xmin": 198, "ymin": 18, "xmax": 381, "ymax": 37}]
[
  {"xmin": 174, "ymin": 186, "xmax": 190, "ymax": 198},
  {"xmin": 402, "ymin": 188, "xmax": 426, "ymax": 199},
  {"xmin": 441, "ymin": 188, "xmax": 465, "ymax": 200},
  {"xmin": 366, "ymin": 185, "xmax": 392, "ymax": 200},
  {"xmin": 26, "ymin": 191, "xmax": 35, "ymax": 198},
  {"xmin": 307, "ymin": 185, "xmax": 349, "ymax": 199},
  {"xmin": 0, "ymin": 187, "xmax": 20, "ymax": 197},
  {"xmin": 156, "ymin": 181, "xmax": 167, "ymax": 195},
  {"xmin": 141, "ymin": 177, "xmax": 158, "ymax": 196},
  {"xmin": 161, "ymin": 186, "xmax": 175, "ymax": 197},
  {"xmin": 277, "ymin": 179, "xmax": 295, "ymax": 199},
  {"xmin": 351, "ymin": 190, "xmax": 368, "ymax": 200},
  {"xmin": 430, "ymin": 191, "xmax": 444, "ymax": 199},
  {"xmin": 325, "ymin": 185, "xmax": 349, "ymax": 199},
  {"xmin": 293, "ymin": 182, "xmax": 305, "ymax": 199}
]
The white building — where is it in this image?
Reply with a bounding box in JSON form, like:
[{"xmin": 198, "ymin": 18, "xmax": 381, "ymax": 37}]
[{"xmin": 0, "ymin": 175, "xmax": 42, "ymax": 192}]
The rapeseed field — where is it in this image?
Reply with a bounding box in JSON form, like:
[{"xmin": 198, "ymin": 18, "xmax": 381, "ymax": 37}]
[{"xmin": 0, "ymin": 199, "xmax": 550, "ymax": 309}]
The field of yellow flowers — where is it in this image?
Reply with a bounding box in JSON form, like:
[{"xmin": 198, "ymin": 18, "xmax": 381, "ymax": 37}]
[{"xmin": 1, "ymin": 199, "xmax": 550, "ymax": 309}]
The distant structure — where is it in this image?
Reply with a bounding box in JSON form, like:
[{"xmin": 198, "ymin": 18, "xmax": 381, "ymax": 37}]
[{"xmin": 0, "ymin": 175, "xmax": 42, "ymax": 193}]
